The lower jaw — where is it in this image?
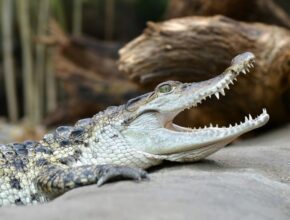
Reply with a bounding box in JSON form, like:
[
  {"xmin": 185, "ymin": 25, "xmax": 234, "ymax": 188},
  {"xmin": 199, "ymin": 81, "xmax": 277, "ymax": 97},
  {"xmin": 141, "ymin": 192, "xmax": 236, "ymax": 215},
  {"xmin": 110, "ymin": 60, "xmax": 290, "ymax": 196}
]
[{"xmin": 164, "ymin": 137, "xmax": 237, "ymax": 162}]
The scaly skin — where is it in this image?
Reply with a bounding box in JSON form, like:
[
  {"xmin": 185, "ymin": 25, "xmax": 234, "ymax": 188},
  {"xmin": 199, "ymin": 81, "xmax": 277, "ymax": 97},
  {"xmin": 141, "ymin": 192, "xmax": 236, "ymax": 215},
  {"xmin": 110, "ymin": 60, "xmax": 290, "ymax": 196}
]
[{"xmin": 0, "ymin": 52, "xmax": 269, "ymax": 206}]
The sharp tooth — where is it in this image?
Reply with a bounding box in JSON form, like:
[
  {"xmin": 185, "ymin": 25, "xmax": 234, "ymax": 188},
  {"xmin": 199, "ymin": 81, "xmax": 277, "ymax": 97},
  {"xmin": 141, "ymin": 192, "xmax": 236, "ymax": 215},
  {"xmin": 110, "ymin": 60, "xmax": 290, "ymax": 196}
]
[
  {"xmin": 230, "ymin": 80, "xmax": 234, "ymax": 85},
  {"xmin": 215, "ymin": 92, "xmax": 220, "ymax": 99},
  {"xmin": 229, "ymin": 124, "xmax": 232, "ymax": 128},
  {"xmin": 245, "ymin": 116, "xmax": 248, "ymax": 121},
  {"xmin": 242, "ymin": 69, "xmax": 247, "ymax": 74},
  {"xmin": 249, "ymin": 114, "xmax": 252, "ymax": 120},
  {"xmin": 235, "ymin": 123, "xmax": 238, "ymax": 126},
  {"xmin": 210, "ymin": 123, "xmax": 213, "ymax": 127},
  {"xmin": 220, "ymin": 89, "xmax": 225, "ymax": 96},
  {"xmin": 225, "ymin": 84, "xmax": 230, "ymax": 90}
]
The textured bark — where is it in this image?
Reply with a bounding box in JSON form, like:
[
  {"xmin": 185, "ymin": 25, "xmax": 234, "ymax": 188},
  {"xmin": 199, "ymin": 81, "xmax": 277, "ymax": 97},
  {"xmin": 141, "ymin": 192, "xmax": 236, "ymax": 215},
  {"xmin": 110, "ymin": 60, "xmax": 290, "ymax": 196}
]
[
  {"xmin": 118, "ymin": 16, "xmax": 290, "ymax": 128},
  {"xmin": 43, "ymin": 22, "xmax": 142, "ymax": 126},
  {"xmin": 45, "ymin": 51, "xmax": 141, "ymax": 126},
  {"xmin": 165, "ymin": 0, "xmax": 290, "ymax": 29}
]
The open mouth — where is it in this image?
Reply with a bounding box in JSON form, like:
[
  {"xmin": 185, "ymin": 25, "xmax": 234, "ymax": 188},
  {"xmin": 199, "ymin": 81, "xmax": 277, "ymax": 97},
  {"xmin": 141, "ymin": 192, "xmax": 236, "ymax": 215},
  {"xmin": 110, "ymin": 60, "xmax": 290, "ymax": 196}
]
[
  {"xmin": 120, "ymin": 52, "xmax": 271, "ymax": 160},
  {"xmin": 164, "ymin": 52, "xmax": 269, "ymax": 136},
  {"xmin": 123, "ymin": 52, "xmax": 270, "ymax": 157}
]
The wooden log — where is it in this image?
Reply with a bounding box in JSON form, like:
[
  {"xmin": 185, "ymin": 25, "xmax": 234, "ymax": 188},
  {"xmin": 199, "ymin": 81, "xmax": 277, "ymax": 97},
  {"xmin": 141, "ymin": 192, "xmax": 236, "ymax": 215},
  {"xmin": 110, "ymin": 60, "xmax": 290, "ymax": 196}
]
[
  {"xmin": 118, "ymin": 16, "xmax": 290, "ymax": 128},
  {"xmin": 43, "ymin": 22, "xmax": 143, "ymax": 126},
  {"xmin": 165, "ymin": 0, "xmax": 290, "ymax": 29}
]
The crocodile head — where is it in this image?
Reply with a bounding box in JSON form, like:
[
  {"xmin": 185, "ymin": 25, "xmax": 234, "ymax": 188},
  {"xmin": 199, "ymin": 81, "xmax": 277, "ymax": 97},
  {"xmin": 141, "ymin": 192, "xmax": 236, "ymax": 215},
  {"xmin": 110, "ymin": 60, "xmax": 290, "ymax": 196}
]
[{"xmin": 121, "ymin": 52, "xmax": 269, "ymax": 162}]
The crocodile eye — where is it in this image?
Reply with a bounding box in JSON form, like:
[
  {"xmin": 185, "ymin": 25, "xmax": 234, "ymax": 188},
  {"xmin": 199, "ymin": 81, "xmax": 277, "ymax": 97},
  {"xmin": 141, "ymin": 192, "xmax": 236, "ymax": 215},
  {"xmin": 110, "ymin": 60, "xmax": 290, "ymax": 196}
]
[{"xmin": 158, "ymin": 84, "xmax": 172, "ymax": 93}]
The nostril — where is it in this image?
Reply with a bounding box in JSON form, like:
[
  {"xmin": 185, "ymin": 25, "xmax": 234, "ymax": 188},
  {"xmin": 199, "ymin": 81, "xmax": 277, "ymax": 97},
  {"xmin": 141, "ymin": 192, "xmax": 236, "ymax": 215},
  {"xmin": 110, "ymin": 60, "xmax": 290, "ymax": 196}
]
[
  {"xmin": 231, "ymin": 52, "xmax": 255, "ymax": 66},
  {"xmin": 181, "ymin": 83, "xmax": 190, "ymax": 89}
]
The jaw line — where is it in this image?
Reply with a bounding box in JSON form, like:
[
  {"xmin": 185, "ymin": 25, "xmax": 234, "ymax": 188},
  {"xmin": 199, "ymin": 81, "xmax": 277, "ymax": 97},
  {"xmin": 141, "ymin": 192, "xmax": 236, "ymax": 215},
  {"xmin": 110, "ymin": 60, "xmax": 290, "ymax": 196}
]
[
  {"xmin": 150, "ymin": 52, "xmax": 270, "ymax": 155},
  {"xmin": 162, "ymin": 108, "xmax": 269, "ymax": 152},
  {"xmin": 162, "ymin": 52, "xmax": 258, "ymax": 136},
  {"xmin": 184, "ymin": 52, "xmax": 256, "ymax": 109}
]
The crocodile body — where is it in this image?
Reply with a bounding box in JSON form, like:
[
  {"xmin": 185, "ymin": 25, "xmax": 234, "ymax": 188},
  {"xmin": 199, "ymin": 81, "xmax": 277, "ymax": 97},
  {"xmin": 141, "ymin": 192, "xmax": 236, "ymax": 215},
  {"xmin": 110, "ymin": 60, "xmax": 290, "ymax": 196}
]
[{"xmin": 0, "ymin": 52, "xmax": 269, "ymax": 206}]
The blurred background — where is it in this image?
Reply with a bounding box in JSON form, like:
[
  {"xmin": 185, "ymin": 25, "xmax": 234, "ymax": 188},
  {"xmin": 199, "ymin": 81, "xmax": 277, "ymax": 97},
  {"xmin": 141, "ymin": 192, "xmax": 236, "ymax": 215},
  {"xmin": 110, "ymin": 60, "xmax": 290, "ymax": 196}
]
[
  {"xmin": 0, "ymin": 0, "xmax": 169, "ymax": 142},
  {"xmin": 0, "ymin": 0, "xmax": 289, "ymax": 142}
]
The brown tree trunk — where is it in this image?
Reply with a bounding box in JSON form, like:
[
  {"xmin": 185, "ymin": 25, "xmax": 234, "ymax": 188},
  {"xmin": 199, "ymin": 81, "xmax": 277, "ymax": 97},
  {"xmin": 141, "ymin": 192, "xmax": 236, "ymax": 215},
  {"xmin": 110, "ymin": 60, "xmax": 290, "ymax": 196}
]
[
  {"xmin": 42, "ymin": 21, "xmax": 143, "ymax": 126},
  {"xmin": 165, "ymin": 0, "xmax": 290, "ymax": 29},
  {"xmin": 118, "ymin": 16, "xmax": 290, "ymax": 129}
]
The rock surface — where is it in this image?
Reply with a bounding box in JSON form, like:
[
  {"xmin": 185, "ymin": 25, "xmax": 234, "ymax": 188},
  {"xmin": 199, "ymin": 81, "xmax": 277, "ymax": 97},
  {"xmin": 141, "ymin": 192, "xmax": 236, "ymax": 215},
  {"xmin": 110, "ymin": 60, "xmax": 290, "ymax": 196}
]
[{"xmin": 1, "ymin": 125, "xmax": 290, "ymax": 220}]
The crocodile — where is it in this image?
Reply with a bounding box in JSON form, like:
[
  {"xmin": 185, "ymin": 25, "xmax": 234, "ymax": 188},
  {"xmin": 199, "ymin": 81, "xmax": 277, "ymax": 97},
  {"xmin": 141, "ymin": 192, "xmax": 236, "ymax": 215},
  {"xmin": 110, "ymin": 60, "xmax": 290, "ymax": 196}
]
[{"xmin": 0, "ymin": 52, "xmax": 269, "ymax": 207}]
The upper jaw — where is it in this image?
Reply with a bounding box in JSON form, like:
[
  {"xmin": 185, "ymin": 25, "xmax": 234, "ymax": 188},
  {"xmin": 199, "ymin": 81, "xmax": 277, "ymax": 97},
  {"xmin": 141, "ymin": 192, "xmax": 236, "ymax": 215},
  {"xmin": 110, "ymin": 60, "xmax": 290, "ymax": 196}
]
[
  {"xmin": 162, "ymin": 52, "xmax": 268, "ymax": 138},
  {"xmin": 187, "ymin": 52, "xmax": 255, "ymax": 107},
  {"xmin": 167, "ymin": 52, "xmax": 257, "ymax": 126}
]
